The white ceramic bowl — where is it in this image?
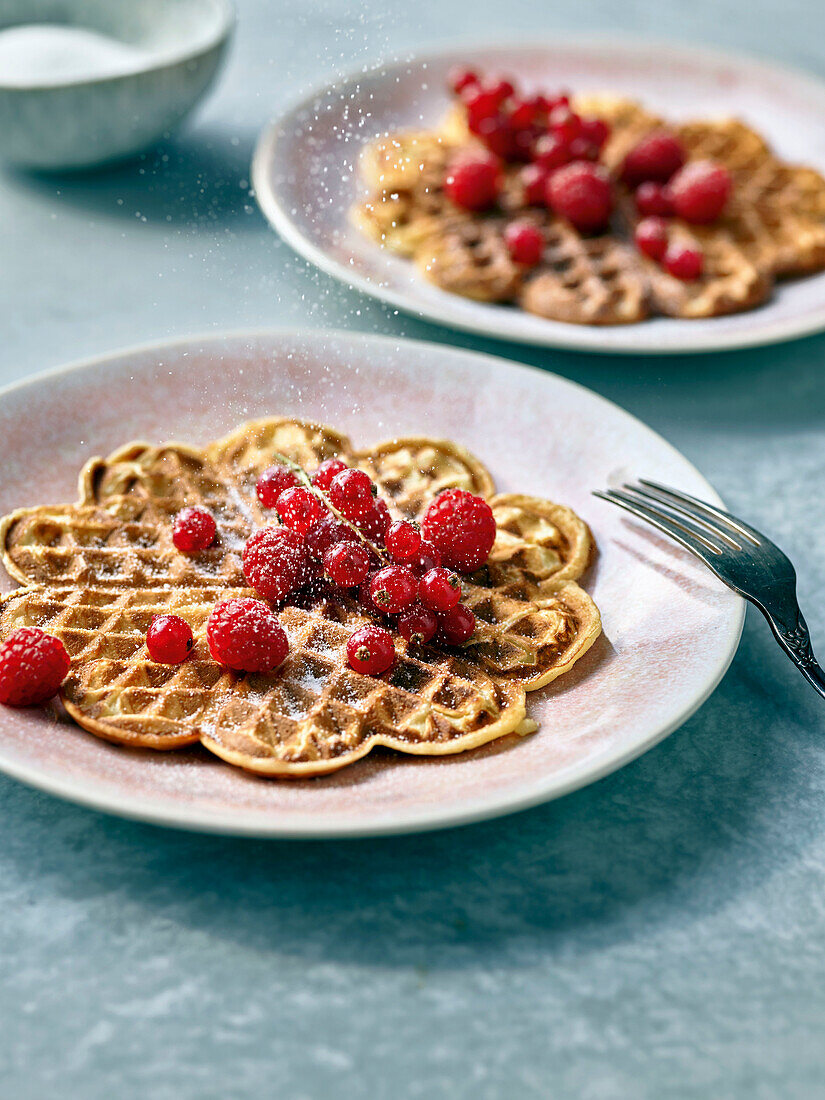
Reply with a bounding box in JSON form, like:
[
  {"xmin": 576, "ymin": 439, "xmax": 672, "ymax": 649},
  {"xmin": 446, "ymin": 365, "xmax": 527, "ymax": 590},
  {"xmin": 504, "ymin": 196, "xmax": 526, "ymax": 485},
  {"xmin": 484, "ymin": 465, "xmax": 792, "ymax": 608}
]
[{"xmin": 0, "ymin": 0, "xmax": 234, "ymax": 169}]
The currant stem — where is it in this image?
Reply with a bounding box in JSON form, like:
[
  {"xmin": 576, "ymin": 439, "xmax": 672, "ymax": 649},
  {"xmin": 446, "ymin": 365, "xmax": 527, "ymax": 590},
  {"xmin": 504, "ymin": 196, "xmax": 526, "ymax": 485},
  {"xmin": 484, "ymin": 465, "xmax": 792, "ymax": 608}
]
[{"xmin": 272, "ymin": 453, "xmax": 390, "ymax": 565}]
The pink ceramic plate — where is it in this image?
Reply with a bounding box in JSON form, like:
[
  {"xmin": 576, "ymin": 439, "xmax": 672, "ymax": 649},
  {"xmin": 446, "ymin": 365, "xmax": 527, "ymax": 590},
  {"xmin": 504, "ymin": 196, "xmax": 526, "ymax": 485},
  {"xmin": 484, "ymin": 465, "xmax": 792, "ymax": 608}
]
[
  {"xmin": 253, "ymin": 38, "xmax": 825, "ymax": 354},
  {"xmin": 0, "ymin": 332, "xmax": 743, "ymax": 836}
]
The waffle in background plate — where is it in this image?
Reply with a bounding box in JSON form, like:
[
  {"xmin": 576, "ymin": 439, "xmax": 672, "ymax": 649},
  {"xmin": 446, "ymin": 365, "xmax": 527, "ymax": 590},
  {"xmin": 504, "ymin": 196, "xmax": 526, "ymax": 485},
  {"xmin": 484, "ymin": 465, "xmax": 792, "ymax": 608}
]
[{"xmin": 0, "ymin": 418, "xmax": 600, "ymax": 777}]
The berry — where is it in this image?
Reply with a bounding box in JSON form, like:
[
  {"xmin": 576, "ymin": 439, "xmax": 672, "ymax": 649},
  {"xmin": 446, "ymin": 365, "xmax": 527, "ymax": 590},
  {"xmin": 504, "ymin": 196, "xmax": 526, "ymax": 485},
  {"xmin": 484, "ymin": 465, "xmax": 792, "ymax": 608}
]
[
  {"xmin": 437, "ymin": 604, "xmax": 477, "ymax": 646},
  {"xmin": 312, "ymin": 457, "xmax": 348, "ymax": 491},
  {"xmin": 463, "ymin": 87, "xmax": 502, "ymax": 127},
  {"xmin": 547, "ymin": 163, "xmax": 613, "ymax": 233},
  {"xmin": 329, "ymin": 468, "xmax": 375, "ymax": 520},
  {"xmin": 305, "ymin": 514, "xmax": 357, "ymax": 559},
  {"xmin": 485, "ymin": 77, "xmax": 515, "ymax": 103},
  {"xmin": 579, "ymin": 117, "xmax": 610, "ymax": 148},
  {"xmin": 242, "ymin": 525, "xmax": 309, "ymax": 601},
  {"xmin": 412, "ymin": 540, "xmax": 442, "ymax": 575},
  {"xmin": 256, "ymin": 464, "xmax": 298, "ymax": 509},
  {"xmin": 621, "ymin": 130, "xmax": 684, "ymax": 185},
  {"xmin": 635, "ymin": 216, "xmax": 669, "ymax": 261},
  {"xmin": 386, "ymin": 520, "xmax": 422, "ymax": 563},
  {"xmin": 0, "ymin": 627, "xmax": 70, "ymax": 706},
  {"xmin": 146, "ymin": 615, "xmax": 193, "ymax": 664},
  {"xmin": 507, "ymin": 96, "xmax": 538, "ymax": 130},
  {"xmin": 549, "ymin": 104, "xmax": 581, "ymax": 144},
  {"xmin": 356, "ymin": 497, "xmax": 391, "ymax": 542},
  {"xmin": 448, "ymin": 66, "xmax": 479, "ymax": 95},
  {"xmin": 397, "ymin": 603, "xmax": 438, "ymax": 646},
  {"xmin": 346, "ymin": 625, "xmax": 395, "ymax": 676},
  {"xmin": 504, "ymin": 220, "xmax": 544, "ymax": 266},
  {"xmin": 276, "ymin": 486, "xmax": 325, "ymax": 537},
  {"xmin": 370, "ymin": 565, "xmax": 419, "ymax": 613},
  {"xmin": 419, "ymin": 567, "xmax": 462, "ymax": 612},
  {"xmin": 520, "ymin": 163, "xmax": 551, "ymax": 206},
  {"xmin": 207, "ymin": 598, "xmax": 288, "ymax": 672},
  {"xmin": 475, "ymin": 115, "xmax": 518, "ymax": 160},
  {"xmin": 664, "ymin": 244, "xmax": 704, "ymax": 281},
  {"xmin": 324, "ymin": 541, "xmax": 371, "ymax": 587},
  {"xmin": 668, "ymin": 160, "xmax": 732, "ymax": 224},
  {"xmin": 567, "ymin": 137, "xmax": 599, "ymax": 162},
  {"xmin": 172, "ymin": 506, "xmax": 216, "ymax": 552},
  {"xmin": 421, "ymin": 489, "xmax": 496, "ymax": 572},
  {"xmin": 444, "ymin": 155, "xmax": 501, "ymax": 211},
  {"xmin": 635, "ymin": 181, "xmax": 674, "ymax": 217},
  {"xmin": 532, "ymin": 133, "xmax": 570, "ymax": 171}
]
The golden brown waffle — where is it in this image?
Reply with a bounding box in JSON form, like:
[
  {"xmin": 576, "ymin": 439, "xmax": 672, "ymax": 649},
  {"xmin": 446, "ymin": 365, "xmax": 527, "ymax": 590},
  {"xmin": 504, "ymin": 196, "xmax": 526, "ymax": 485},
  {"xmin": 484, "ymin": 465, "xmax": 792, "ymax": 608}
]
[
  {"xmin": 0, "ymin": 418, "xmax": 601, "ymax": 776},
  {"xmin": 355, "ymin": 94, "xmax": 825, "ymax": 324}
]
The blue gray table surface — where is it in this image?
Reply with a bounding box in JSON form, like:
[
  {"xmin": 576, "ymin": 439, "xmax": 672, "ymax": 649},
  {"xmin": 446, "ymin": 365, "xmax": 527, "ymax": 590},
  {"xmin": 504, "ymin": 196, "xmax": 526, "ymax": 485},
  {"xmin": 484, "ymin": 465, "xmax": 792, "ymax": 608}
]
[{"xmin": 2, "ymin": 1, "xmax": 824, "ymax": 1097}]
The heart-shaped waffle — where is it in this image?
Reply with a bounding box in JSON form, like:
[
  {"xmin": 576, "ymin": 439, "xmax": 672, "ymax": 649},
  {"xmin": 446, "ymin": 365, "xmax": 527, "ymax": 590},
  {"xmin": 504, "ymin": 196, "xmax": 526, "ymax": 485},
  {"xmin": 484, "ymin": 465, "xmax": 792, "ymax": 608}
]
[{"xmin": 0, "ymin": 418, "xmax": 601, "ymax": 776}]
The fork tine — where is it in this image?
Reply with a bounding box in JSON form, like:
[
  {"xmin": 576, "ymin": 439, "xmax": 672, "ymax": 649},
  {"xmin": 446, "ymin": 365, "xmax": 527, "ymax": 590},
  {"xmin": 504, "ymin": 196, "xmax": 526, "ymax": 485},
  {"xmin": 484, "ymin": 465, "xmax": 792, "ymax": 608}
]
[
  {"xmin": 593, "ymin": 489, "xmax": 726, "ymax": 560},
  {"xmin": 638, "ymin": 479, "xmax": 762, "ymax": 547},
  {"xmin": 623, "ymin": 483, "xmax": 744, "ymax": 550}
]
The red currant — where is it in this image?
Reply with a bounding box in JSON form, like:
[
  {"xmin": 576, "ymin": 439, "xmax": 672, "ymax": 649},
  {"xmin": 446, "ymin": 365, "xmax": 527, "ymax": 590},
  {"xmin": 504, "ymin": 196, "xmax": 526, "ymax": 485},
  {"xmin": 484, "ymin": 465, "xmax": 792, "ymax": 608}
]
[
  {"xmin": 305, "ymin": 514, "xmax": 357, "ymax": 559},
  {"xmin": 507, "ymin": 97, "xmax": 537, "ymax": 130},
  {"xmin": 146, "ymin": 614, "xmax": 193, "ymax": 664},
  {"xmin": 324, "ymin": 541, "xmax": 371, "ymax": 587},
  {"xmin": 412, "ymin": 540, "xmax": 442, "ymax": 576},
  {"xmin": 444, "ymin": 155, "xmax": 501, "ymax": 211},
  {"xmin": 579, "ymin": 117, "xmax": 610, "ymax": 149},
  {"xmin": 438, "ymin": 604, "xmax": 477, "ymax": 646},
  {"xmin": 504, "ymin": 220, "xmax": 544, "ymax": 266},
  {"xmin": 276, "ymin": 486, "xmax": 325, "ymax": 537},
  {"xmin": 256, "ymin": 464, "xmax": 298, "ymax": 509},
  {"xmin": 532, "ymin": 133, "xmax": 570, "ymax": 171},
  {"xmin": 346, "ymin": 625, "xmax": 395, "ymax": 676},
  {"xmin": 397, "ymin": 604, "xmax": 438, "ymax": 646},
  {"xmin": 329, "ymin": 468, "xmax": 375, "ymax": 520},
  {"xmin": 386, "ymin": 520, "xmax": 422, "ymax": 563},
  {"xmin": 484, "ymin": 76, "xmax": 515, "ymax": 104},
  {"xmin": 242, "ymin": 525, "xmax": 309, "ymax": 601},
  {"xmin": 567, "ymin": 137, "xmax": 600, "ymax": 162},
  {"xmin": 668, "ymin": 160, "xmax": 732, "ymax": 224},
  {"xmin": 549, "ymin": 104, "xmax": 582, "ymax": 145},
  {"xmin": 664, "ymin": 244, "xmax": 704, "ymax": 280},
  {"xmin": 635, "ymin": 216, "xmax": 669, "ymax": 261},
  {"xmin": 172, "ymin": 506, "xmax": 216, "ymax": 552},
  {"xmin": 621, "ymin": 130, "xmax": 685, "ymax": 186},
  {"xmin": 635, "ymin": 181, "xmax": 674, "ymax": 217},
  {"xmin": 370, "ymin": 565, "xmax": 418, "ymax": 613},
  {"xmin": 464, "ymin": 88, "xmax": 502, "ymax": 130},
  {"xmin": 448, "ymin": 66, "xmax": 479, "ymax": 95},
  {"xmin": 420, "ymin": 567, "xmax": 461, "ymax": 612},
  {"xmin": 475, "ymin": 115, "xmax": 518, "ymax": 160},
  {"xmin": 312, "ymin": 457, "xmax": 348, "ymax": 491},
  {"xmin": 547, "ymin": 162, "xmax": 613, "ymax": 233},
  {"xmin": 356, "ymin": 497, "xmax": 391, "ymax": 542},
  {"xmin": 521, "ymin": 163, "xmax": 550, "ymax": 206}
]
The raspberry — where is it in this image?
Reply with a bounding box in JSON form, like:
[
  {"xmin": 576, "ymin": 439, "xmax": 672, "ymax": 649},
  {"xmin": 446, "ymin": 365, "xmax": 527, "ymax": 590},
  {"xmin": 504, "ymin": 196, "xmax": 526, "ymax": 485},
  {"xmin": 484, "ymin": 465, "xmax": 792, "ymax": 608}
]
[
  {"xmin": 276, "ymin": 486, "xmax": 325, "ymax": 537},
  {"xmin": 386, "ymin": 520, "xmax": 422, "ymax": 563},
  {"xmin": 635, "ymin": 216, "xmax": 669, "ymax": 261},
  {"xmin": 421, "ymin": 489, "xmax": 496, "ymax": 572},
  {"xmin": 579, "ymin": 117, "xmax": 610, "ymax": 149},
  {"xmin": 411, "ymin": 540, "xmax": 442, "ymax": 575},
  {"xmin": 0, "ymin": 627, "xmax": 70, "ymax": 706},
  {"xmin": 256, "ymin": 464, "xmax": 298, "ymax": 509},
  {"xmin": 172, "ymin": 506, "xmax": 216, "ymax": 552},
  {"xmin": 346, "ymin": 625, "xmax": 395, "ymax": 676},
  {"xmin": 146, "ymin": 615, "xmax": 193, "ymax": 664},
  {"xmin": 242, "ymin": 525, "xmax": 308, "ymax": 601},
  {"xmin": 324, "ymin": 541, "xmax": 371, "ymax": 587},
  {"xmin": 504, "ymin": 220, "xmax": 544, "ymax": 266},
  {"xmin": 668, "ymin": 160, "xmax": 732, "ymax": 224},
  {"xmin": 664, "ymin": 244, "xmax": 704, "ymax": 280},
  {"xmin": 444, "ymin": 155, "xmax": 501, "ymax": 211},
  {"xmin": 621, "ymin": 130, "xmax": 685, "ymax": 185},
  {"xmin": 548, "ymin": 104, "xmax": 581, "ymax": 145},
  {"xmin": 438, "ymin": 604, "xmax": 476, "ymax": 646},
  {"xmin": 305, "ymin": 514, "xmax": 357, "ymax": 559},
  {"xmin": 356, "ymin": 497, "xmax": 391, "ymax": 542},
  {"xmin": 520, "ymin": 163, "xmax": 551, "ymax": 205},
  {"xmin": 329, "ymin": 468, "xmax": 375, "ymax": 520},
  {"xmin": 207, "ymin": 598, "xmax": 288, "ymax": 672},
  {"xmin": 370, "ymin": 565, "xmax": 418, "ymax": 613},
  {"xmin": 312, "ymin": 457, "xmax": 348, "ymax": 491},
  {"xmin": 397, "ymin": 603, "xmax": 438, "ymax": 646},
  {"xmin": 634, "ymin": 181, "xmax": 674, "ymax": 217},
  {"xmin": 547, "ymin": 163, "xmax": 613, "ymax": 233},
  {"xmin": 448, "ymin": 66, "xmax": 479, "ymax": 95},
  {"xmin": 419, "ymin": 567, "xmax": 462, "ymax": 612},
  {"xmin": 531, "ymin": 133, "xmax": 570, "ymax": 171}
]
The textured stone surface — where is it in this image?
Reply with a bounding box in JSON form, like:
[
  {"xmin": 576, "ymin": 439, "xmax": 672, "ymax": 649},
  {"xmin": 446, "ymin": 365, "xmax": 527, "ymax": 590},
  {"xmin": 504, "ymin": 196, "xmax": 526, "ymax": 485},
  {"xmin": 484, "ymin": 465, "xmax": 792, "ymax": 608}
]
[{"xmin": 2, "ymin": 1, "xmax": 825, "ymax": 1096}]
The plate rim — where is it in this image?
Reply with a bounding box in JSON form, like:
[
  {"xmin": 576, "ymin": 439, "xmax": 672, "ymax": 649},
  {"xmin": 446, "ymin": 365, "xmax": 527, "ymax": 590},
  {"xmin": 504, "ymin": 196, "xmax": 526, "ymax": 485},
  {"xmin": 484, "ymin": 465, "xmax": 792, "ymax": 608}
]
[
  {"xmin": 252, "ymin": 33, "xmax": 825, "ymax": 356},
  {"xmin": 0, "ymin": 327, "xmax": 745, "ymax": 837}
]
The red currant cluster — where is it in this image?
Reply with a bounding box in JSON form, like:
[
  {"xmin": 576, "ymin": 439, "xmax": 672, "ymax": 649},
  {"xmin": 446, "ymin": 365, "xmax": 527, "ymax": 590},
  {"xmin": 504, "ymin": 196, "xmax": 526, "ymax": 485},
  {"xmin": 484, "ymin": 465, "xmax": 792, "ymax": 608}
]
[
  {"xmin": 442, "ymin": 66, "xmax": 733, "ymax": 282},
  {"xmin": 149, "ymin": 458, "xmax": 497, "ymax": 680}
]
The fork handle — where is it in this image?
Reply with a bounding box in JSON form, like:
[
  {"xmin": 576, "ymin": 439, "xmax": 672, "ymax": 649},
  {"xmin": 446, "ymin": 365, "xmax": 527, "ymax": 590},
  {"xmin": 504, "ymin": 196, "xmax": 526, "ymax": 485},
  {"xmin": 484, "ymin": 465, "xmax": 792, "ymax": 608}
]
[{"xmin": 763, "ymin": 606, "xmax": 825, "ymax": 700}]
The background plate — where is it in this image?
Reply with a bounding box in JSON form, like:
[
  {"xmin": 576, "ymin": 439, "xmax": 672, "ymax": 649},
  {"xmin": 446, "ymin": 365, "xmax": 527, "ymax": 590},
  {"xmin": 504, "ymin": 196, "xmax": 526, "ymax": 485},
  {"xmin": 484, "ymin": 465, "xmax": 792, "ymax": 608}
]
[
  {"xmin": 0, "ymin": 331, "xmax": 743, "ymax": 835},
  {"xmin": 253, "ymin": 39, "xmax": 825, "ymax": 354}
]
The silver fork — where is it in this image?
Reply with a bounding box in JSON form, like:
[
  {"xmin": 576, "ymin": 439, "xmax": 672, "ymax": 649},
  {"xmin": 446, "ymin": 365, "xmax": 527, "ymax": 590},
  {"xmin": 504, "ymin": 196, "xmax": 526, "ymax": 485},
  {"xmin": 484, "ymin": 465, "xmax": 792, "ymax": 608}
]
[{"xmin": 594, "ymin": 479, "xmax": 825, "ymax": 699}]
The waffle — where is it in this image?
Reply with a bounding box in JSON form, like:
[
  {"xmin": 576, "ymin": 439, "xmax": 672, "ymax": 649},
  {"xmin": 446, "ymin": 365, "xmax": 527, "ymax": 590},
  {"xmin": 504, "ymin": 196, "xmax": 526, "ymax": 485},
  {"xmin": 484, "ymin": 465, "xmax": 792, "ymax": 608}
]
[
  {"xmin": 0, "ymin": 418, "xmax": 601, "ymax": 776},
  {"xmin": 354, "ymin": 94, "xmax": 825, "ymax": 324}
]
